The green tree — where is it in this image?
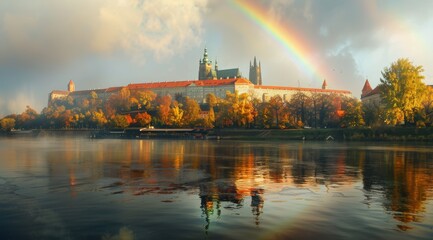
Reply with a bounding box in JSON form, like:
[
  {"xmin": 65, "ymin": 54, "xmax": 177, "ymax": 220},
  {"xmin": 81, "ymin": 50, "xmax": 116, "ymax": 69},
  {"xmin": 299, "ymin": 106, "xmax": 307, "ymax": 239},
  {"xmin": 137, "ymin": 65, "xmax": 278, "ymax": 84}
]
[
  {"xmin": 380, "ymin": 58, "xmax": 427, "ymax": 125},
  {"xmin": 340, "ymin": 97, "xmax": 365, "ymax": 128},
  {"xmin": 362, "ymin": 101, "xmax": 384, "ymax": 127}
]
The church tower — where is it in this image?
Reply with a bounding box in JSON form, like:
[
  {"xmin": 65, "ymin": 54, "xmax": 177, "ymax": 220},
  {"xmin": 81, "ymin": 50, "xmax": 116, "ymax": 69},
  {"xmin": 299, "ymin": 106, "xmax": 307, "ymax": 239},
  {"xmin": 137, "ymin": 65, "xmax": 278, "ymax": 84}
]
[
  {"xmin": 198, "ymin": 48, "xmax": 216, "ymax": 80},
  {"xmin": 68, "ymin": 79, "xmax": 75, "ymax": 92},
  {"xmin": 322, "ymin": 79, "xmax": 328, "ymax": 89},
  {"xmin": 249, "ymin": 57, "xmax": 262, "ymax": 85}
]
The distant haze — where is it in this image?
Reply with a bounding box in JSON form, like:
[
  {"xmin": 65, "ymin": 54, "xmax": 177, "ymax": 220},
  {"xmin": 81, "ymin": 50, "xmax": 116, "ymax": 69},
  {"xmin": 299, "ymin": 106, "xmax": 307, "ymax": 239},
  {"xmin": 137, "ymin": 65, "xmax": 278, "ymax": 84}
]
[{"xmin": 1, "ymin": 0, "xmax": 433, "ymax": 117}]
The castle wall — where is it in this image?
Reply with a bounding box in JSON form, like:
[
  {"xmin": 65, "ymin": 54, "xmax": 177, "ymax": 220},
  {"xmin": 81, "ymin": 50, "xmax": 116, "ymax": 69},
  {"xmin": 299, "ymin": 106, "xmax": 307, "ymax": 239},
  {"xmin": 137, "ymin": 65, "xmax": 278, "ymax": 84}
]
[{"xmin": 49, "ymin": 78, "xmax": 353, "ymax": 107}]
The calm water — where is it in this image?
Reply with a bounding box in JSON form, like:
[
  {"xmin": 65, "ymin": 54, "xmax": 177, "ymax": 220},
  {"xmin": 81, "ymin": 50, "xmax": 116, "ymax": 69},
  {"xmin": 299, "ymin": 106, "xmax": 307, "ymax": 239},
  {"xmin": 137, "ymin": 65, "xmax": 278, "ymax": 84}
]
[{"xmin": 1, "ymin": 137, "xmax": 433, "ymax": 240}]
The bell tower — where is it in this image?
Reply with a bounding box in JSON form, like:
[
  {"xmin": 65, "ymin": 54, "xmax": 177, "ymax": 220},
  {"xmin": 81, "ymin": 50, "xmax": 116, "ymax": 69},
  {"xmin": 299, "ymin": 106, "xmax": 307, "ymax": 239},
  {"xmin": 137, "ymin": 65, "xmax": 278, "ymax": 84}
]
[
  {"xmin": 249, "ymin": 57, "xmax": 262, "ymax": 85},
  {"xmin": 198, "ymin": 48, "xmax": 216, "ymax": 80}
]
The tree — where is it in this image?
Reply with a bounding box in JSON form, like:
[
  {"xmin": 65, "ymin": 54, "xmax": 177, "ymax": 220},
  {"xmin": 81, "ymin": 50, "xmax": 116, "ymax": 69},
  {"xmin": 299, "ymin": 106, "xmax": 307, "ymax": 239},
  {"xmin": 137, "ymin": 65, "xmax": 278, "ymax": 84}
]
[
  {"xmin": 91, "ymin": 110, "xmax": 108, "ymax": 128},
  {"xmin": 0, "ymin": 118, "xmax": 16, "ymax": 131},
  {"xmin": 289, "ymin": 92, "xmax": 309, "ymax": 128},
  {"xmin": 156, "ymin": 95, "xmax": 172, "ymax": 126},
  {"xmin": 206, "ymin": 93, "xmax": 218, "ymax": 108},
  {"xmin": 135, "ymin": 112, "xmax": 152, "ymax": 127},
  {"xmin": 421, "ymin": 87, "xmax": 433, "ymax": 126},
  {"xmin": 131, "ymin": 90, "xmax": 156, "ymax": 111},
  {"xmin": 182, "ymin": 97, "xmax": 200, "ymax": 126},
  {"xmin": 340, "ymin": 97, "xmax": 365, "ymax": 128},
  {"xmin": 111, "ymin": 114, "xmax": 130, "ymax": 129},
  {"xmin": 380, "ymin": 58, "xmax": 427, "ymax": 125},
  {"xmin": 169, "ymin": 101, "xmax": 184, "ymax": 127},
  {"xmin": 268, "ymin": 95, "xmax": 286, "ymax": 128}
]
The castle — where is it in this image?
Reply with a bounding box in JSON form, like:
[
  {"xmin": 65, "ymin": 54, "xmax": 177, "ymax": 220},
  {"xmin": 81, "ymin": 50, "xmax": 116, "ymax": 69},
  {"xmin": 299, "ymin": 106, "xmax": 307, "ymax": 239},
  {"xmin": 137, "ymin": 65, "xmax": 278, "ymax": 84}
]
[
  {"xmin": 49, "ymin": 48, "xmax": 352, "ymax": 105},
  {"xmin": 198, "ymin": 48, "xmax": 262, "ymax": 85}
]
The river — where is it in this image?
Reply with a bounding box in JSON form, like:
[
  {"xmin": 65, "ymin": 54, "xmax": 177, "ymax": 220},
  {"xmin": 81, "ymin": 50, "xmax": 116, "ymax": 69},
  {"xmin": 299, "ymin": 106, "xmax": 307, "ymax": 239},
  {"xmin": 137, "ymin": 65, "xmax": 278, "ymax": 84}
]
[{"xmin": 0, "ymin": 137, "xmax": 433, "ymax": 239}]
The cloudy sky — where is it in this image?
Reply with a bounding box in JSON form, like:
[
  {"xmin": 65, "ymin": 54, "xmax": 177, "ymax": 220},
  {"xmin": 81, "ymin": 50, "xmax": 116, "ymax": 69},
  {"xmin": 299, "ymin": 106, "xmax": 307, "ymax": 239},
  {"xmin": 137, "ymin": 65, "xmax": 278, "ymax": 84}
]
[{"xmin": 1, "ymin": 0, "xmax": 433, "ymax": 117}]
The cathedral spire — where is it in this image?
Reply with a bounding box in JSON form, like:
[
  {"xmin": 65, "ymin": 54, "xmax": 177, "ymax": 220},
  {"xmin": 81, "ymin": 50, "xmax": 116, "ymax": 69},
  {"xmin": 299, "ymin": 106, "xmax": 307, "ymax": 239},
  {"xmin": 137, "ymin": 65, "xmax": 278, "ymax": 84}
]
[{"xmin": 202, "ymin": 48, "xmax": 209, "ymax": 63}]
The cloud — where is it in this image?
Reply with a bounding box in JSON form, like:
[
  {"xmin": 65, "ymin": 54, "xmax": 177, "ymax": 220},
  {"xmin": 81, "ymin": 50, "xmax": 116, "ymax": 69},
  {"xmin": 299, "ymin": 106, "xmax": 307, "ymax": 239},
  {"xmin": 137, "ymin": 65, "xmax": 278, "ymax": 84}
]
[
  {"xmin": 204, "ymin": 0, "xmax": 433, "ymax": 93},
  {"xmin": 5, "ymin": 92, "xmax": 36, "ymax": 115},
  {"xmin": 0, "ymin": 0, "xmax": 208, "ymax": 68}
]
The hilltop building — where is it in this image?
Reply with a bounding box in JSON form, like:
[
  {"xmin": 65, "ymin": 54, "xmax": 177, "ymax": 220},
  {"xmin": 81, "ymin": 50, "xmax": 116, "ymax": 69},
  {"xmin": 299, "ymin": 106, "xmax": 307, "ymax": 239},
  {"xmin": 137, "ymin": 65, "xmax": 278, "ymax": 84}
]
[
  {"xmin": 49, "ymin": 78, "xmax": 351, "ymax": 106},
  {"xmin": 49, "ymin": 48, "xmax": 352, "ymax": 105}
]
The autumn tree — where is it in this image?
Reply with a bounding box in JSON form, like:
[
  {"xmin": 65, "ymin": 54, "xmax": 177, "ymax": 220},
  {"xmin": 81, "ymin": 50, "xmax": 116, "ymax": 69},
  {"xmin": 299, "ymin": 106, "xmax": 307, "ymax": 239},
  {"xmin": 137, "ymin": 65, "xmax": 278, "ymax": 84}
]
[
  {"xmin": 206, "ymin": 93, "xmax": 218, "ymax": 108},
  {"xmin": 111, "ymin": 114, "xmax": 130, "ymax": 129},
  {"xmin": 421, "ymin": 86, "xmax": 433, "ymax": 126},
  {"xmin": 156, "ymin": 95, "xmax": 172, "ymax": 126},
  {"xmin": 289, "ymin": 92, "xmax": 309, "ymax": 128},
  {"xmin": 0, "ymin": 118, "xmax": 16, "ymax": 131},
  {"xmin": 91, "ymin": 110, "xmax": 108, "ymax": 128},
  {"xmin": 219, "ymin": 91, "xmax": 254, "ymax": 128},
  {"xmin": 268, "ymin": 95, "xmax": 286, "ymax": 128},
  {"xmin": 131, "ymin": 90, "xmax": 156, "ymax": 111},
  {"xmin": 380, "ymin": 58, "xmax": 427, "ymax": 125},
  {"xmin": 169, "ymin": 101, "xmax": 184, "ymax": 127},
  {"xmin": 182, "ymin": 97, "xmax": 200, "ymax": 126},
  {"xmin": 134, "ymin": 112, "xmax": 152, "ymax": 127},
  {"xmin": 16, "ymin": 106, "xmax": 39, "ymax": 129},
  {"xmin": 204, "ymin": 93, "xmax": 219, "ymax": 128}
]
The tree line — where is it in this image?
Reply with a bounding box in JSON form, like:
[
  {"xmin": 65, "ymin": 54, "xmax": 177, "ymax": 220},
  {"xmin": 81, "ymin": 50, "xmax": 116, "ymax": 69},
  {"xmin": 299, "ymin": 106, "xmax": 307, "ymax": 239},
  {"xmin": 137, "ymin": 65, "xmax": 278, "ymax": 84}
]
[{"xmin": 1, "ymin": 58, "xmax": 431, "ymax": 131}]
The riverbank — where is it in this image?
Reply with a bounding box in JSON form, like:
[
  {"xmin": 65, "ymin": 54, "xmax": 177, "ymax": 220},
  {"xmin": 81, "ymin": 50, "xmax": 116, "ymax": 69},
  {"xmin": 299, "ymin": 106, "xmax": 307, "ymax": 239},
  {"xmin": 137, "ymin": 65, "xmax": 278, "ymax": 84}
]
[
  {"xmin": 214, "ymin": 127, "xmax": 433, "ymax": 141},
  {"xmin": 2, "ymin": 127, "xmax": 433, "ymax": 141}
]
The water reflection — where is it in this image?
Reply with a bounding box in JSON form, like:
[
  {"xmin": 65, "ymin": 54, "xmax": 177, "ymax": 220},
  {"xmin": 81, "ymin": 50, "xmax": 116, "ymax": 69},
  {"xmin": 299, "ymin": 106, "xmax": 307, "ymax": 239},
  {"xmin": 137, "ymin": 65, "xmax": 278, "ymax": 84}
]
[
  {"xmin": 362, "ymin": 148, "xmax": 433, "ymax": 230},
  {"xmin": 1, "ymin": 138, "xmax": 433, "ymax": 239}
]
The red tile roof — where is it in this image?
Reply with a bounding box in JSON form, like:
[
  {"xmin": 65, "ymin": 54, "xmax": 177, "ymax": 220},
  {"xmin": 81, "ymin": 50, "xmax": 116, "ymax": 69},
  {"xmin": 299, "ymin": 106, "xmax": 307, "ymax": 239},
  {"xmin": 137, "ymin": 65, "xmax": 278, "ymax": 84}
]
[
  {"xmin": 128, "ymin": 78, "xmax": 252, "ymax": 89},
  {"xmin": 254, "ymin": 85, "xmax": 351, "ymax": 94},
  {"xmin": 362, "ymin": 85, "xmax": 382, "ymax": 98}
]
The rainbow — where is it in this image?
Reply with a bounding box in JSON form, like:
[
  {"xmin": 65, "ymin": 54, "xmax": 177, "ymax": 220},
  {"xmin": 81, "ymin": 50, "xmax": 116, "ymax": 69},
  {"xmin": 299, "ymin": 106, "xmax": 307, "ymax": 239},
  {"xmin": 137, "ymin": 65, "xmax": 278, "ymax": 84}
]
[{"xmin": 231, "ymin": 0, "xmax": 322, "ymax": 82}]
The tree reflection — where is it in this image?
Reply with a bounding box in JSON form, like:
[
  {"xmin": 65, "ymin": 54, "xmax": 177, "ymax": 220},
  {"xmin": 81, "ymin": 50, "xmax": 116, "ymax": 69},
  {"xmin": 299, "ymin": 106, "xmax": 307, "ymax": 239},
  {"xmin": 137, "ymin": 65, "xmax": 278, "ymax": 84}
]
[
  {"xmin": 41, "ymin": 139, "xmax": 433, "ymax": 233},
  {"xmin": 362, "ymin": 148, "xmax": 433, "ymax": 230}
]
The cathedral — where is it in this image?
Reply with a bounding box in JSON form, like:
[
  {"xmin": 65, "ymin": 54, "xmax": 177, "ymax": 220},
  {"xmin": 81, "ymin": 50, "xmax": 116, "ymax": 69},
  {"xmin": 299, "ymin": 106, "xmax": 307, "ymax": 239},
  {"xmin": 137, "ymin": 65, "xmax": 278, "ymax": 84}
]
[{"xmin": 198, "ymin": 48, "xmax": 262, "ymax": 85}]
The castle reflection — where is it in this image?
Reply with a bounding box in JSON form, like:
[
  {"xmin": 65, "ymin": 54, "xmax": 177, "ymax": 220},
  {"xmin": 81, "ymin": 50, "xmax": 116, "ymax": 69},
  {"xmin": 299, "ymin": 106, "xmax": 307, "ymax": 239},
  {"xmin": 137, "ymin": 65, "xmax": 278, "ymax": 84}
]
[{"xmin": 47, "ymin": 139, "xmax": 433, "ymax": 231}]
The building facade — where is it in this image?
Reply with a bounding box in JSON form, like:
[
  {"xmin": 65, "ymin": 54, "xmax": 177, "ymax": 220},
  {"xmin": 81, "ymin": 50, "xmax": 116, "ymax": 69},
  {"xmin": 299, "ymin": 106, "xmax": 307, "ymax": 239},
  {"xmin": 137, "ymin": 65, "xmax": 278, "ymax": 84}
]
[{"xmin": 49, "ymin": 78, "xmax": 352, "ymax": 106}]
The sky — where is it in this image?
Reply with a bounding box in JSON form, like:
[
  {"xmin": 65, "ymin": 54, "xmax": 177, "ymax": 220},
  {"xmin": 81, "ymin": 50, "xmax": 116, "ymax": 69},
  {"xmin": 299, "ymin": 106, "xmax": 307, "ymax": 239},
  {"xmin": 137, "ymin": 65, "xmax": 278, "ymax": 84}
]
[{"xmin": 1, "ymin": 0, "xmax": 433, "ymax": 117}]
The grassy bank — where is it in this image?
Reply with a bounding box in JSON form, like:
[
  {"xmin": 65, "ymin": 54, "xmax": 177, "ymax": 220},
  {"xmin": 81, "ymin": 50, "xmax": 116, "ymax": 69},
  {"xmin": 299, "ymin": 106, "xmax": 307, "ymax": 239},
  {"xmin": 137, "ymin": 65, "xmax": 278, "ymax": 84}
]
[{"xmin": 214, "ymin": 127, "xmax": 433, "ymax": 141}]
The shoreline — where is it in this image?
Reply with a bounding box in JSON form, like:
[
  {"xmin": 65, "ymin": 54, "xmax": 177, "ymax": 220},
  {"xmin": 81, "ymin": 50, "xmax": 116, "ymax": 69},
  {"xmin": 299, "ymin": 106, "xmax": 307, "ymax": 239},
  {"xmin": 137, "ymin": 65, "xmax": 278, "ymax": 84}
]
[{"xmin": 2, "ymin": 127, "xmax": 433, "ymax": 142}]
